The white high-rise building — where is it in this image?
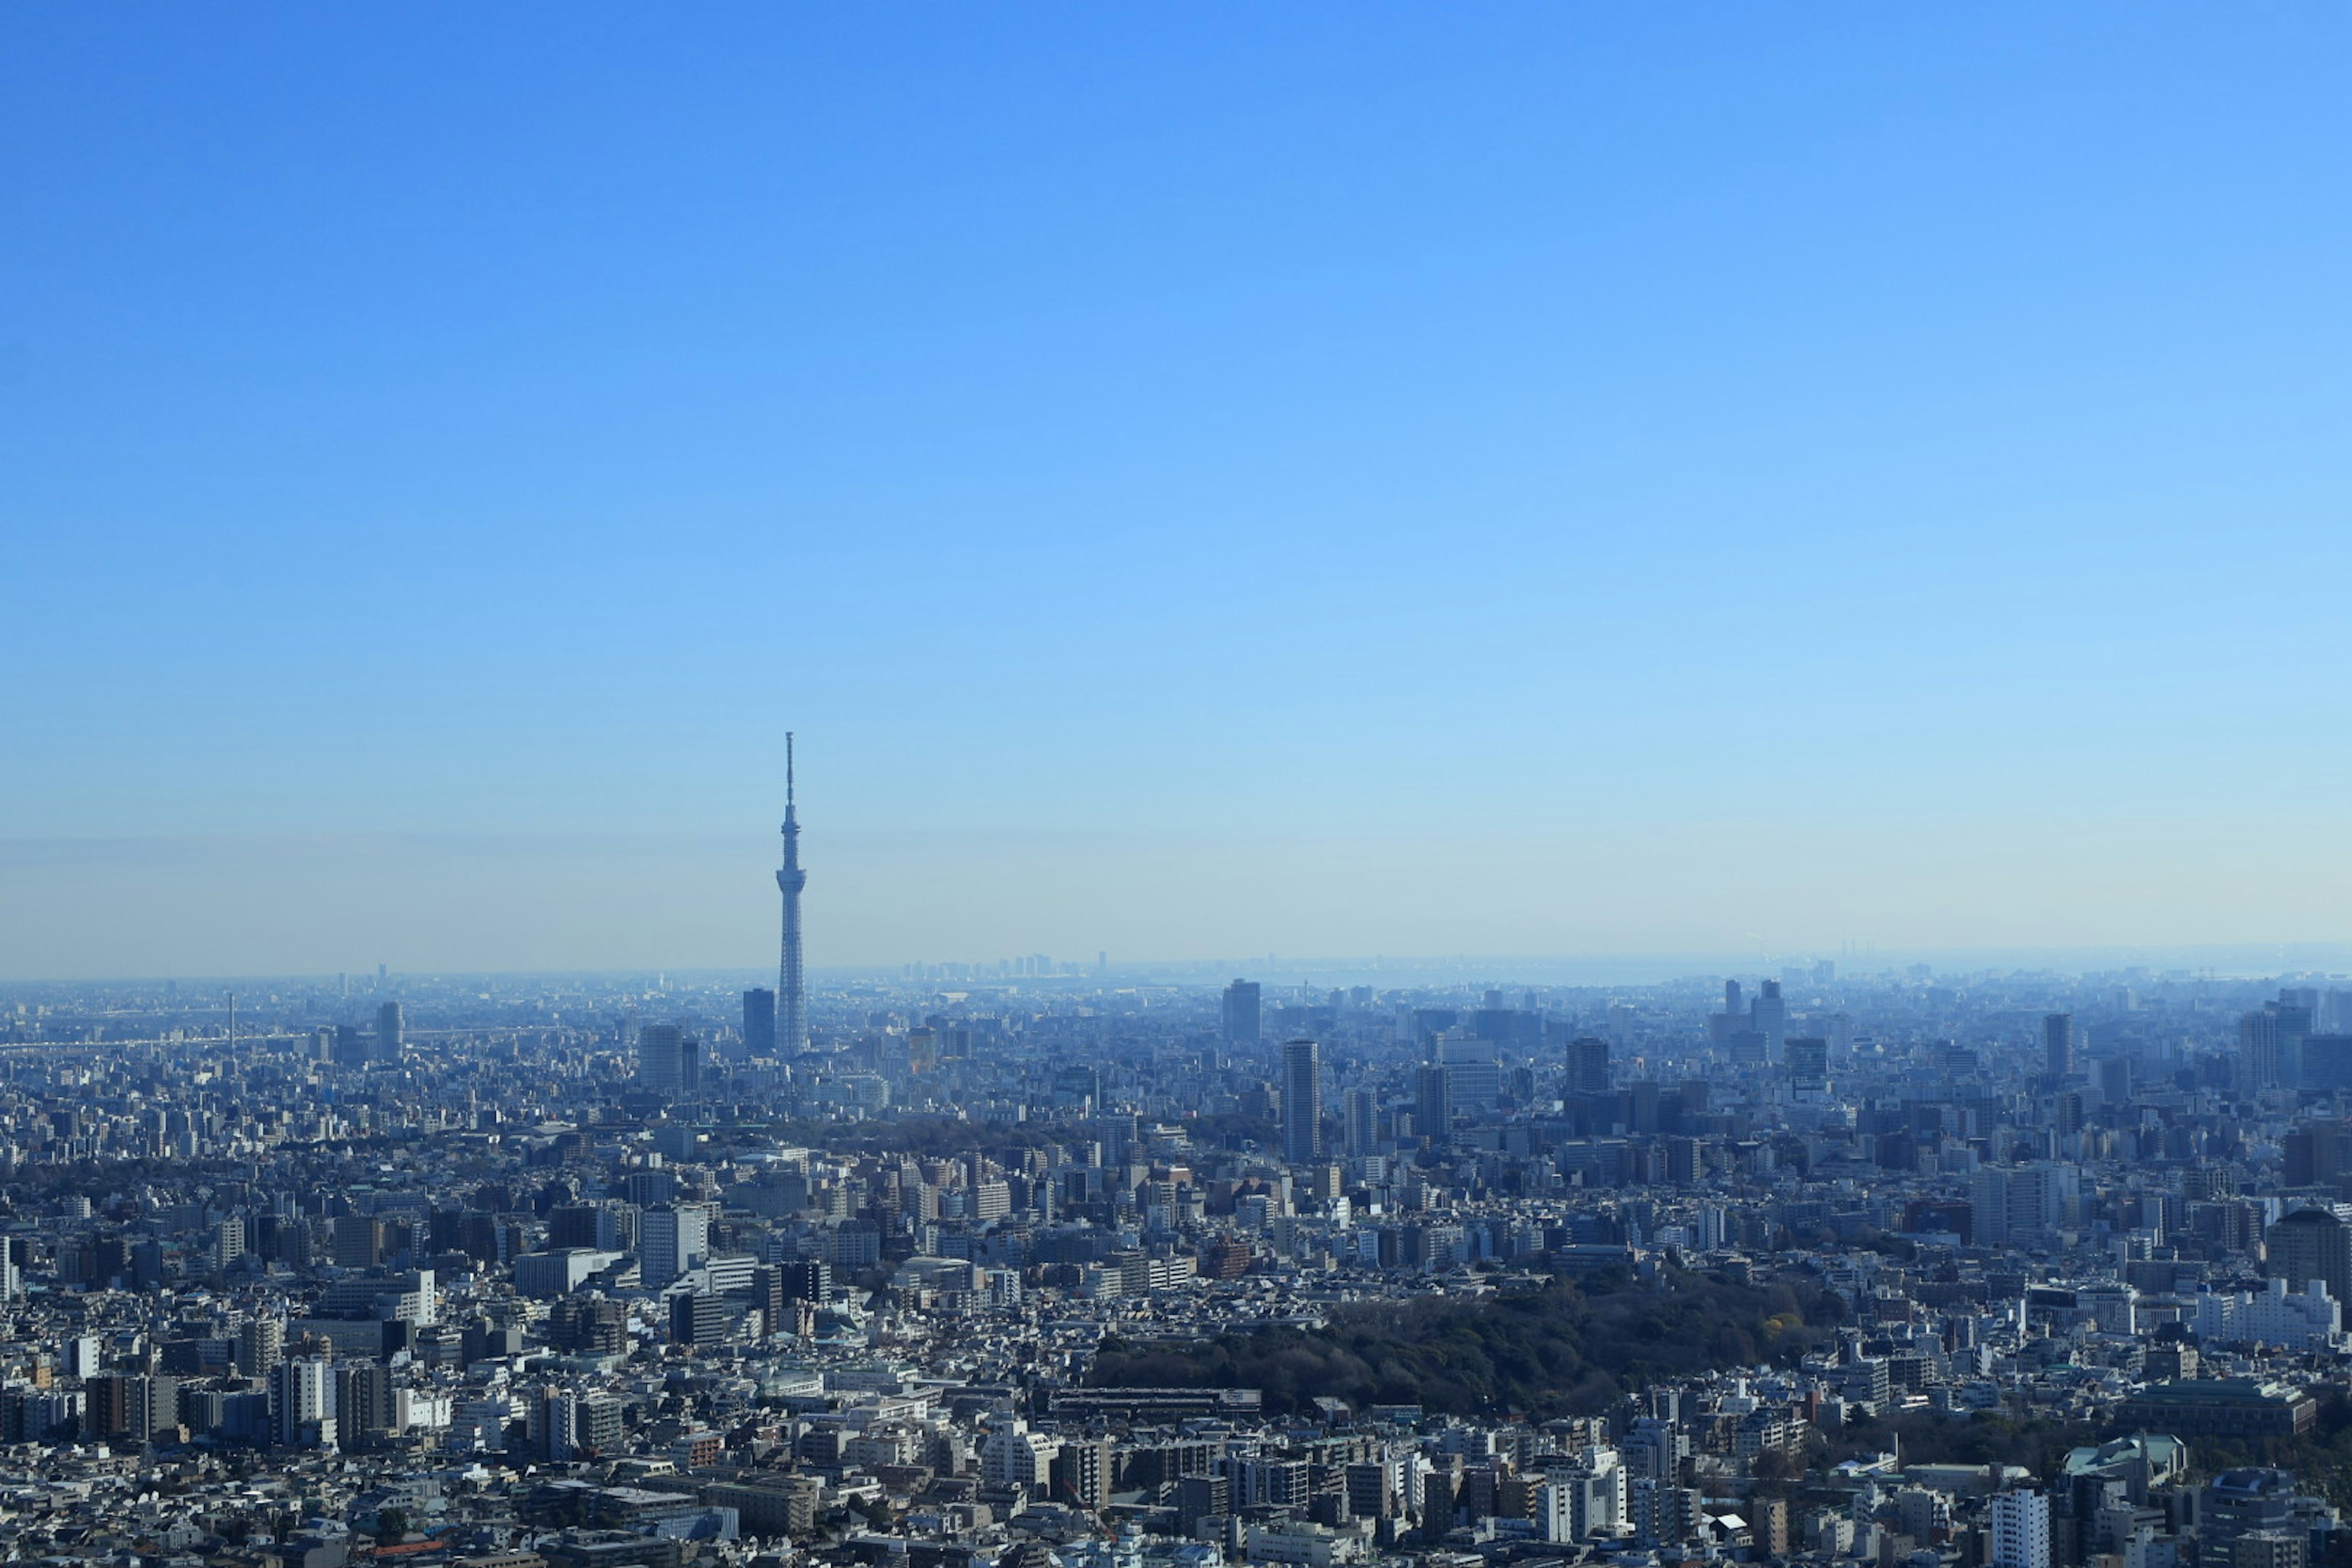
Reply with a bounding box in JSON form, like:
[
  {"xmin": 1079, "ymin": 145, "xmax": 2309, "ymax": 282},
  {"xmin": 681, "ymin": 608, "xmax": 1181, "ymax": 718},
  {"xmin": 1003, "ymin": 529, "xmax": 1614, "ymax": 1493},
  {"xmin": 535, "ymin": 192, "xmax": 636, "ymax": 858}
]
[
  {"xmin": 639, "ymin": 1204, "xmax": 711, "ymax": 1290},
  {"xmin": 270, "ymin": 1359, "xmax": 338, "ymax": 1449},
  {"xmin": 1991, "ymin": 1489, "xmax": 2051, "ymax": 1568},
  {"xmin": 1540, "ymin": 1447, "xmax": 1627, "ymax": 1544}
]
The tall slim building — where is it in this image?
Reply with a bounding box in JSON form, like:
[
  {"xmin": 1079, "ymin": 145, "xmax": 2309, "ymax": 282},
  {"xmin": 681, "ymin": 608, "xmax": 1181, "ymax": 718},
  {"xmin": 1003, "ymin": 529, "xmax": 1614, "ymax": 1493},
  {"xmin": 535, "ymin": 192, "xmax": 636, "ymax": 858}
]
[
  {"xmin": 2043, "ymin": 1014, "xmax": 2074, "ymax": 1081},
  {"xmin": 742, "ymin": 987, "xmax": 777, "ymax": 1057},
  {"xmin": 1990, "ymin": 1489, "xmax": 2052, "ymax": 1568},
  {"xmin": 1341, "ymin": 1085, "xmax": 1379, "ymax": 1158},
  {"xmin": 376, "ymin": 1001, "xmax": 404, "ymax": 1062},
  {"xmin": 2242, "ymin": 1001, "xmax": 2313, "ymax": 1093},
  {"xmin": 1416, "ymin": 1061, "xmax": 1452, "ymax": 1137},
  {"xmin": 1566, "ymin": 1036, "xmax": 1611, "ymax": 1098},
  {"xmin": 270, "ymin": 1358, "xmax": 337, "ymax": 1449},
  {"xmin": 1752, "ymin": 980, "xmax": 1787, "ymax": 1055},
  {"xmin": 1223, "ymin": 979, "xmax": 1262, "ymax": 1046},
  {"xmin": 775, "ymin": 733, "xmax": 810, "ymax": 1055},
  {"xmin": 1281, "ymin": 1038, "xmax": 1322, "ymax": 1165}
]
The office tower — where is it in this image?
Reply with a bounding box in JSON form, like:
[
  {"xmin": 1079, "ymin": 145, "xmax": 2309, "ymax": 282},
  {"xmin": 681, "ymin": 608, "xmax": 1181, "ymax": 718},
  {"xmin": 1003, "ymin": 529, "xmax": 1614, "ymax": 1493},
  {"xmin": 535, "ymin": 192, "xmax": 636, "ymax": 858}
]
[
  {"xmin": 742, "ymin": 987, "xmax": 777, "ymax": 1057},
  {"xmin": 636, "ymin": 1023, "xmax": 699, "ymax": 1095},
  {"xmin": 639, "ymin": 1203, "xmax": 710, "ymax": 1290},
  {"xmin": 2302, "ymin": 1036, "xmax": 2352, "ymax": 1093},
  {"xmin": 1281, "ymin": 1038, "xmax": 1322, "ymax": 1164},
  {"xmin": 1752, "ymin": 979, "xmax": 1787, "ymax": 1054},
  {"xmin": 775, "ymin": 1259, "xmax": 831, "ymax": 1301},
  {"xmin": 2043, "ymin": 1014, "xmax": 2073, "ymax": 1080},
  {"xmin": 2266, "ymin": 1119, "xmax": 2340, "ymax": 1189},
  {"xmin": 2242, "ymin": 1001, "xmax": 2313, "ymax": 1093},
  {"xmin": 1341, "ymin": 1086, "xmax": 1379, "ymax": 1158},
  {"xmin": 775, "ymin": 733, "xmax": 810, "ymax": 1055},
  {"xmin": 2266, "ymin": 1207, "xmax": 2352, "ymax": 1305},
  {"xmin": 670, "ymin": 1293, "xmax": 730, "ymax": 1351},
  {"xmin": 1786, "ymin": 1036, "xmax": 1829, "ymax": 1096},
  {"xmin": 1223, "ymin": 979, "xmax": 1262, "ymax": 1046},
  {"xmin": 270, "ymin": 1358, "xmax": 337, "ymax": 1449},
  {"xmin": 333, "ymin": 1216, "xmax": 385, "ymax": 1269},
  {"xmin": 1971, "ymin": 1163, "xmax": 2076, "ymax": 1247},
  {"xmin": 331, "ymin": 1023, "xmax": 371, "ymax": 1068},
  {"xmin": 376, "ymin": 1001, "xmax": 404, "ymax": 1061},
  {"xmin": 1566, "ymin": 1036, "xmax": 1611, "ymax": 1098},
  {"xmin": 1991, "ymin": 1490, "xmax": 2052, "ymax": 1568},
  {"xmin": 1438, "ymin": 1036, "xmax": 1501, "ymax": 1115},
  {"xmin": 2095, "ymin": 1055, "xmax": 2133, "ymax": 1106},
  {"xmin": 1415, "ymin": 1061, "xmax": 1452, "ymax": 1139},
  {"xmin": 1052, "ymin": 1064, "xmax": 1101, "ymax": 1109}
]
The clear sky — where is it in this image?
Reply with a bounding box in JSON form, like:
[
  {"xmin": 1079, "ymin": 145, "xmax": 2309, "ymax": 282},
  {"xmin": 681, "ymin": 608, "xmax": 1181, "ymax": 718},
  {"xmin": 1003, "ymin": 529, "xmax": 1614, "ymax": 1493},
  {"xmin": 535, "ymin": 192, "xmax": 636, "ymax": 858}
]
[{"xmin": 6, "ymin": 6, "xmax": 2351, "ymax": 979}]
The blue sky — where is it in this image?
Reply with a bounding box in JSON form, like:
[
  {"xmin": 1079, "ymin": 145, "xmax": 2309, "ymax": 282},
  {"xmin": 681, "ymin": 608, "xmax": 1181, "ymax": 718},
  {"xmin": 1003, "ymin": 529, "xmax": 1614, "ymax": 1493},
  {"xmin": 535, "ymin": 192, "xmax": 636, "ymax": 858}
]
[{"xmin": 6, "ymin": 6, "xmax": 2350, "ymax": 978}]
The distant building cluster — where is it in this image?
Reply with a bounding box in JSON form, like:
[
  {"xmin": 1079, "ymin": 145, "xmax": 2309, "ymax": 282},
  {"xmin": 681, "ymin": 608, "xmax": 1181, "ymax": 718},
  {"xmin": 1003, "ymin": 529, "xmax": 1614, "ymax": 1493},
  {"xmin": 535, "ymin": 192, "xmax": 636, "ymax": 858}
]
[
  {"xmin": 0, "ymin": 957, "xmax": 2350, "ymax": 1568},
  {"xmin": 2, "ymin": 767, "xmax": 2351, "ymax": 1568}
]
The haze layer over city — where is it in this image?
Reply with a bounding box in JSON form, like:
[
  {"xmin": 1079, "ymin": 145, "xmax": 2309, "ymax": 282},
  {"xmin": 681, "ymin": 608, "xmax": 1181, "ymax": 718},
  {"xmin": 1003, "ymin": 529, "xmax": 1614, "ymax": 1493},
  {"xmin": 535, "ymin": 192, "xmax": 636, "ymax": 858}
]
[{"xmin": 5, "ymin": 10, "xmax": 2352, "ymax": 1568}]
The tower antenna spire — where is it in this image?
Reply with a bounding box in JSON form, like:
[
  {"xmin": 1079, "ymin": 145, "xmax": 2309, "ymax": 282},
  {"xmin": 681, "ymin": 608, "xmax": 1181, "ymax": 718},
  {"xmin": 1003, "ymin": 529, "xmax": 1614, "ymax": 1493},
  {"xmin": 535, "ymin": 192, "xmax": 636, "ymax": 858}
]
[{"xmin": 775, "ymin": 734, "xmax": 809, "ymax": 1054}]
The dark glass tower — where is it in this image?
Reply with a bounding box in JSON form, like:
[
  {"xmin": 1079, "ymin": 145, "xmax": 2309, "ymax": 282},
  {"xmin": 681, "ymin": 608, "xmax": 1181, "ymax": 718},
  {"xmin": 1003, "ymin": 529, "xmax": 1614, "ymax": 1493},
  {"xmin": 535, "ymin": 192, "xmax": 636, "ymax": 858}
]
[{"xmin": 1281, "ymin": 1037, "xmax": 1322, "ymax": 1165}]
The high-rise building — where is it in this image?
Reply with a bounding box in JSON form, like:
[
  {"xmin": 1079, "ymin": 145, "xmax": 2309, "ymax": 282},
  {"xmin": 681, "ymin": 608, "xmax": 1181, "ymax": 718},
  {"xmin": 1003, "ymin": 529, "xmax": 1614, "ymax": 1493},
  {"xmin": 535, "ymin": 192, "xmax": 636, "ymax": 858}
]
[
  {"xmin": 1786, "ymin": 1037, "xmax": 1829, "ymax": 1096},
  {"xmin": 1341, "ymin": 1086, "xmax": 1379, "ymax": 1158},
  {"xmin": 85, "ymin": 1374, "xmax": 172, "ymax": 1443},
  {"xmin": 637, "ymin": 1024, "xmax": 699, "ymax": 1095},
  {"xmin": 1752, "ymin": 980, "xmax": 1787, "ymax": 1054},
  {"xmin": 1223, "ymin": 980, "xmax": 1262, "ymax": 1046},
  {"xmin": 1438, "ymin": 1036, "xmax": 1501, "ymax": 1115},
  {"xmin": 1539, "ymin": 1446, "xmax": 1626, "ymax": 1544},
  {"xmin": 336, "ymin": 1363, "xmax": 396, "ymax": 1448},
  {"xmin": 1991, "ymin": 1488, "xmax": 2052, "ymax": 1568},
  {"xmin": 670, "ymin": 1292, "xmax": 731, "ymax": 1351},
  {"xmin": 2043, "ymin": 1014, "xmax": 2074, "ymax": 1081},
  {"xmin": 1177, "ymin": 1472, "xmax": 1230, "ymax": 1535},
  {"xmin": 742, "ymin": 988, "xmax": 777, "ymax": 1057},
  {"xmin": 270, "ymin": 1359, "xmax": 337, "ymax": 1449},
  {"xmin": 1281, "ymin": 1039, "xmax": 1322, "ymax": 1165},
  {"xmin": 639, "ymin": 1203, "xmax": 711, "ymax": 1290},
  {"xmin": 2266, "ymin": 1206, "xmax": 2352, "ymax": 1305},
  {"xmin": 376, "ymin": 1001, "xmax": 404, "ymax": 1061},
  {"xmin": 237, "ymin": 1317, "xmax": 283, "ymax": 1378},
  {"xmin": 775, "ymin": 733, "xmax": 810, "ymax": 1055},
  {"xmin": 1415, "ymin": 1062, "xmax": 1452, "ymax": 1138},
  {"xmin": 2242, "ymin": 1001, "xmax": 2313, "ymax": 1093},
  {"xmin": 1567, "ymin": 1036, "xmax": 1611, "ymax": 1098}
]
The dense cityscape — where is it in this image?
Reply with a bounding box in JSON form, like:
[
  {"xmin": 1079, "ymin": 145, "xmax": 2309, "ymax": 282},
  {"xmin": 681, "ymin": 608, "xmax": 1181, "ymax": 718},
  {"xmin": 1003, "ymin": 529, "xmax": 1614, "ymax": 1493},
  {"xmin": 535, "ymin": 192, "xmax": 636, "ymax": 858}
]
[
  {"xmin": 13, "ymin": 10, "xmax": 2351, "ymax": 1568},
  {"xmin": 6, "ymin": 773, "xmax": 2352, "ymax": 1568}
]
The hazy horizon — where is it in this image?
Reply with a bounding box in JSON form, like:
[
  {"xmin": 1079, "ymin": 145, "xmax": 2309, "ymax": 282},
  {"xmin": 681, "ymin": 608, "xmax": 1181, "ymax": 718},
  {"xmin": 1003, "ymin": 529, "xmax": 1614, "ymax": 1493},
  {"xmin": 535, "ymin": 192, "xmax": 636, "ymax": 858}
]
[{"xmin": 8, "ymin": 941, "xmax": 2351, "ymax": 992}]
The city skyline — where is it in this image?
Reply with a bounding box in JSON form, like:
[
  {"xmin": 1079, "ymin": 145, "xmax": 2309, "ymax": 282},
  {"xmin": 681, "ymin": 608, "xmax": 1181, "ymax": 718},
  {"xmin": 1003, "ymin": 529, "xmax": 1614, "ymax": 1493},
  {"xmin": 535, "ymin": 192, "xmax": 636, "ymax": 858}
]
[{"xmin": 16, "ymin": 11, "xmax": 2352, "ymax": 1564}]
